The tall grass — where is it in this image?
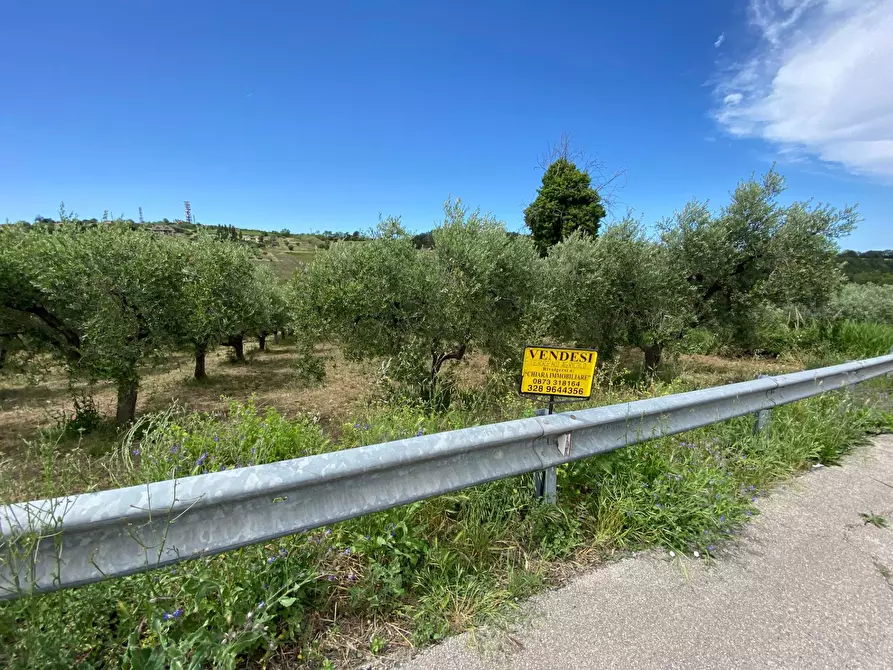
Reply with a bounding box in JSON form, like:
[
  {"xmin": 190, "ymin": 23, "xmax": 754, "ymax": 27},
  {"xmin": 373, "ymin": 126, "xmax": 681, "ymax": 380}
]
[
  {"xmin": 1, "ymin": 379, "xmax": 891, "ymax": 668},
  {"xmin": 828, "ymin": 320, "xmax": 893, "ymax": 359}
]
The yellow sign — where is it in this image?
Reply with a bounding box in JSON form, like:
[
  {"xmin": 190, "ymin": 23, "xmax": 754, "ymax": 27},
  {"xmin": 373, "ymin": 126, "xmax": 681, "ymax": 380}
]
[{"xmin": 520, "ymin": 346, "xmax": 598, "ymax": 398}]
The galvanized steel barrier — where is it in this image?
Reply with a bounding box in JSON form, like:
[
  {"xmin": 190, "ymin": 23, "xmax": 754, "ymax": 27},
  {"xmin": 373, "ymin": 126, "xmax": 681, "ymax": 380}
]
[{"xmin": 2, "ymin": 353, "xmax": 893, "ymax": 600}]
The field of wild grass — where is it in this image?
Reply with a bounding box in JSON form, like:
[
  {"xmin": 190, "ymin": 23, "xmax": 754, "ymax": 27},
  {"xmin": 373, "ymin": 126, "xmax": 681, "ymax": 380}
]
[{"xmin": 1, "ymin": 339, "xmax": 892, "ymax": 668}]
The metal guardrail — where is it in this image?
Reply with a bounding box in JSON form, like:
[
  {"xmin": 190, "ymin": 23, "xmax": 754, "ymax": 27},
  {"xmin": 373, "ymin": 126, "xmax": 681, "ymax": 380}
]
[{"xmin": 2, "ymin": 353, "xmax": 893, "ymax": 600}]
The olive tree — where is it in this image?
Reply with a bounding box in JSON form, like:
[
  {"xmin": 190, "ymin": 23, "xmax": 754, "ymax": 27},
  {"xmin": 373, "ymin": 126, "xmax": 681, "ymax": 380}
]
[
  {"xmin": 251, "ymin": 265, "xmax": 288, "ymax": 351},
  {"xmin": 1, "ymin": 223, "xmax": 183, "ymax": 424},
  {"xmin": 544, "ymin": 220, "xmax": 692, "ymax": 372},
  {"xmin": 219, "ymin": 264, "xmax": 285, "ymax": 362},
  {"xmin": 299, "ymin": 200, "xmax": 541, "ymax": 402},
  {"xmin": 660, "ymin": 169, "xmax": 856, "ymax": 350},
  {"xmin": 175, "ymin": 235, "xmax": 258, "ymax": 379}
]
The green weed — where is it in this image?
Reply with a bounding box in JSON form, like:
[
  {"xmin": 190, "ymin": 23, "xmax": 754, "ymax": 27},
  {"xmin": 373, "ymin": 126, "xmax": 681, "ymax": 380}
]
[{"xmin": 860, "ymin": 512, "xmax": 889, "ymax": 528}]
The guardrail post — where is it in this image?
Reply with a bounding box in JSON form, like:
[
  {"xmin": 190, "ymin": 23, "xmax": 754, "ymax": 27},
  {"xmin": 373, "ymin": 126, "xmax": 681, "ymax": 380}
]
[
  {"xmin": 753, "ymin": 374, "xmax": 771, "ymax": 434},
  {"xmin": 844, "ymin": 360, "xmax": 857, "ymax": 391},
  {"xmin": 533, "ymin": 407, "xmax": 558, "ymax": 503}
]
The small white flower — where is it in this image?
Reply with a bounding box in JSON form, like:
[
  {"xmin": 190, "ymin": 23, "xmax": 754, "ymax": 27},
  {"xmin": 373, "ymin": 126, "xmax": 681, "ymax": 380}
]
[
  {"xmin": 669, "ymin": 551, "xmax": 676, "ymax": 558},
  {"xmin": 693, "ymin": 550, "xmax": 700, "ymax": 558}
]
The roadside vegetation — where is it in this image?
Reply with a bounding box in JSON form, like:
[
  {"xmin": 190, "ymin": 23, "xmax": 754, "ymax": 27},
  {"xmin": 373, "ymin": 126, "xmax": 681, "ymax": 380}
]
[{"xmin": 2, "ymin": 158, "xmax": 893, "ymax": 668}]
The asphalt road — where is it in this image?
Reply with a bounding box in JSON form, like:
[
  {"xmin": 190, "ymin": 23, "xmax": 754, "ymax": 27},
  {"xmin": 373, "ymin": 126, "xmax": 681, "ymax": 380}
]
[{"xmin": 399, "ymin": 435, "xmax": 893, "ymax": 670}]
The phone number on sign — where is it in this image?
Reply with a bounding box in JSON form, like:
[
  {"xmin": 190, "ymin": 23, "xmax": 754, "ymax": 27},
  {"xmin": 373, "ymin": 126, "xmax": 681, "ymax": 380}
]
[{"xmin": 523, "ymin": 384, "xmax": 586, "ymax": 396}]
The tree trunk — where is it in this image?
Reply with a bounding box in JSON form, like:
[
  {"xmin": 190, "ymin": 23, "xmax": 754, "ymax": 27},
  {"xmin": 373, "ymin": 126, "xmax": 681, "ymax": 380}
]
[
  {"xmin": 643, "ymin": 344, "xmax": 663, "ymax": 375},
  {"xmin": 115, "ymin": 378, "xmax": 138, "ymax": 426},
  {"xmin": 273, "ymin": 332, "xmax": 280, "ymax": 344},
  {"xmin": 258, "ymin": 334, "xmax": 266, "ymax": 351},
  {"xmin": 427, "ymin": 344, "xmax": 467, "ymax": 405},
  {"xmin": 194, "ymin": 343, "xmax": 207, "ymax": 380},
  {"xmin": 226, "ymin": 335, "xmax": 245, "ymax": 362}
]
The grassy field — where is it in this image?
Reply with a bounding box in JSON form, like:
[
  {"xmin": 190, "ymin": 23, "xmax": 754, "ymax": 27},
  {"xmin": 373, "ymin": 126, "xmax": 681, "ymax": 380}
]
[
  {"xmin": 0, "ymin": 341, "xmax": 805, "ymax": 468},
  {"xmin": 1, "ymin": 344, "xmax": 891, "ymax": 669}
]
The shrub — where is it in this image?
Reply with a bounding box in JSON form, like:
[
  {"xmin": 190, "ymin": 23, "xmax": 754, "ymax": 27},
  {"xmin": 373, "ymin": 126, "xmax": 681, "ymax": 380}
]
[{"xmin": 830, "ymin": 283, "xmax": 893, "ymax": 325}]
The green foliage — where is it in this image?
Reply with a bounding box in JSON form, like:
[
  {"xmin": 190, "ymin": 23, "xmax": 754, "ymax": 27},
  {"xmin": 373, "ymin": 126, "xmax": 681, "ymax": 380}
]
[
  {"xmin": 660, "ymin": 169, "xmax": 855, "ymax": 350},
  {"xmin": 839, "ymin": 250, "xmax": 893, "ymax": 285},
  {"xmin": 1, "ymin": 221, "xmax": 184, "ymax": 423},
  {"xmin": 827, "ymin": 320, "xmax": 893, "ymax": 359},
  {"xmin": 117, "ymin": 399, "xmax": 330, "ymax": 483},
  {"xmin": 299, "ymin": 200, "xmax": 540, "ymax": 402},
  {"xmin": 543, "ymin": 220, "xmax": 692, "ymax": 363},
  {"xmin": 524, "ymin": 157, "xmax": 606, "ymax": 255},
  {"xmin": 859, "ymin": 512, "xmax": 889, "ymax": 528},
  {"xmin": 830, "ymin": 283, "xmax": 893, "ymax": 325},
  {"xmin": 250, "ymin": 264, "xmax": 290, "ymax": 339},
  {"xmin": 174, "ymin": 234, "xmax": 259, "ymax": 367}
]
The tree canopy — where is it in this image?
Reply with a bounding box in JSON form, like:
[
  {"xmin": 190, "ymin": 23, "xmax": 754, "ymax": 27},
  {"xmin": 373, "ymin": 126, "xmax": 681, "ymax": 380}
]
[
  {"xmin": 298, "ymin": 200, "xmax": 540, "ymax": 403},
  {"xmin": 524, "ymin": 157, "xmax": 606, "ymax": 255}
]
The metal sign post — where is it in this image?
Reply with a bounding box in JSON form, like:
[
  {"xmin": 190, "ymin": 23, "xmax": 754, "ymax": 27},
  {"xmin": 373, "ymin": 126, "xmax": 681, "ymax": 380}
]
[
  {"xmin": 532, "ymin": 395, "xmax": 558, "ymax": 502},
  {"xmin": 521, "ymin": 346, "xmax": 598, "ymax": 504}
]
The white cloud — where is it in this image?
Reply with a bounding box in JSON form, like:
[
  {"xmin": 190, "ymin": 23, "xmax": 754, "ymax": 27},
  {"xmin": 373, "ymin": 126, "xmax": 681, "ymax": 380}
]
[
  {"xmin": 713, "ymin": 0, "xmax": 893, "ymax": 178},
  {"xmin": 714, "ymin": 32, "xmax": 726, "ymax": 48}
]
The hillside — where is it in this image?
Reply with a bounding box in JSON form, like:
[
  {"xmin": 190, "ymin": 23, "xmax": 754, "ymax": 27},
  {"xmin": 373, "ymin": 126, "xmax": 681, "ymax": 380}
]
[
  {"xmin": 840, "ymin": 250, "xmax": 893, "ymax": 285},
  {"xmin": 4, "ymin": 216, "xmax": 367, "ymax": 281}
]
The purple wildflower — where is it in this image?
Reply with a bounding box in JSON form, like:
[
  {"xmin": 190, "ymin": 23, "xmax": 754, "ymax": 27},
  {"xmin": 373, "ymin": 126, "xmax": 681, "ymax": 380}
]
[
  {"xmin": 214, "ymin": 436, "xmax": 220, "ymax": 442},
  {"xmin": 416, "ymin": 428, "xmax": 424, "ymax": 437},
  {"xmin": 267, "ymin": 556, "xmax": 277, "ymax": 564},
  {"xmin": 707, "ymin": 545, "xmax": 715, "ymax": 552},
  {"xmin": 131, "ymin": 448, "xmax": 140, "ymax": 456},
  {"xmin": 196, "ymin": 452, "xmax": 208, "ymax": 466},
  {"xmin": 258, "ymin": 600, "xmax": 265, "ymax": 608},
  {"xmin": 162, "ymin": 608, "xmax": 183, "ymax": 621}
]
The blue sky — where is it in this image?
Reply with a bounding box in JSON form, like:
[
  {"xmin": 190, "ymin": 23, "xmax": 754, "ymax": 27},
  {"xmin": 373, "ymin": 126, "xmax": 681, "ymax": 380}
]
[{"xmin": 1, "ymin": 0, "xmax": 890, "ymax": 249}]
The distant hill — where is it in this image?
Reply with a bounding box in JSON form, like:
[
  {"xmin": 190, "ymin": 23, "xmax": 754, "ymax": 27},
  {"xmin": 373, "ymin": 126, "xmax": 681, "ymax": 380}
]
[
  {"xmin": 2, "ymin": 216, "xmax": 369, "ymax": 281},
  {"xmin": 839, "ymin": 250, "xmax": 893, "ymax": 285}
]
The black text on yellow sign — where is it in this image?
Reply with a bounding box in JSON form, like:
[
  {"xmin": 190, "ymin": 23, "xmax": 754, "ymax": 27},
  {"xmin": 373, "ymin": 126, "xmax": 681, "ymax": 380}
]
[{"xmin": 520, "ymin": 346, "xmax": 598, "ymax": 398}]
